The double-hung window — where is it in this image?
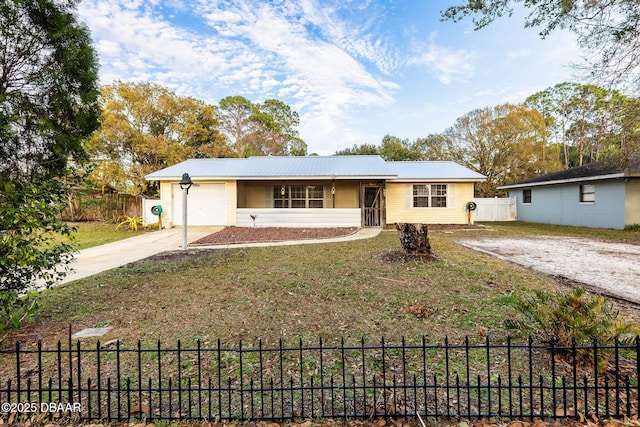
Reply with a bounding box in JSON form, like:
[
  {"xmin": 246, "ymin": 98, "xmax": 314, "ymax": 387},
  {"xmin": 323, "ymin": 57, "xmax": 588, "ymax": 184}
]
[
  {"xmin": 274, "ymin": 185, "xmax": 324, "ymax": 208},
  {"xmin": 412, "ymin": 184, "xmax": 447, "ymax": 208},
  {"xmin": 580, "ymin": 184, "xmax": 595, "ymax": 203},
  {"xmin": 522, "ymin": 189, "xmax": 532, "ymax": 204}
]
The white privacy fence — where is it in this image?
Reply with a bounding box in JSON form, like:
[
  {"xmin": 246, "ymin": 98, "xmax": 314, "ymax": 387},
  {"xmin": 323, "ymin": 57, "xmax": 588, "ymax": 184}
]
[
  {"xmin": 473, "ymin": 197, "xmax": 517, "ymax": 222},
  {"xmin": 142, "ymin": 198, "xmax": 161, "ymax": 225}
]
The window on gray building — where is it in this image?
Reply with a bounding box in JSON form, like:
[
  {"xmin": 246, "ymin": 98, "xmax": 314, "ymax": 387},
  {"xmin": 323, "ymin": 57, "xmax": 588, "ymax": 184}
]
[{"xmin": 580, "ymin": 184, "xmax": 595, "ymax": 203}]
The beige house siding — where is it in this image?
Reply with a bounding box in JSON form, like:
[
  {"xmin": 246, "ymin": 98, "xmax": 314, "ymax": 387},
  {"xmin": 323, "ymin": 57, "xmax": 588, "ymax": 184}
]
[
  {"xmin": 225, "ymin": 180, "xmax": 237, "ymax": 226},
  {"xmin": 159, "ymin": 181, "xmax": 173, "ymax": 226},
  {"xmin": 334, "ymin": 181, "xmax": 360, "ymax": 208},
  {"xmin": 625, "ymin": 180, "xmax": 640, "ymax": 226},
  {"xmin": 237, "ymin": 182, "xmax": 269, "ymax": 208},
  {"xmin": 159, "ymin": 179, "xmax": 478, "ymax": 227},
  {"xmin": 385, "ymin": 182, "xmax": 476, "ymax": 224}
]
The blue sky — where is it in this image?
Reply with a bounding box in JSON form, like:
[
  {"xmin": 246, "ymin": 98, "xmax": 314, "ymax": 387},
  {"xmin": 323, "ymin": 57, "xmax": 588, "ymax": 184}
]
[{"xmin": 78, "ymin": 0, "xmax": 584, "ymax": 155}]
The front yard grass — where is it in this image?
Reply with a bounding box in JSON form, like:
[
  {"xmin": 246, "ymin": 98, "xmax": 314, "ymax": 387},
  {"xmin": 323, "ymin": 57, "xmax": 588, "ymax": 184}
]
[
  {"xmin": 4, "ymin": 227, "xmax": 588, "ymax": 349},
  {"xmin": 481, "ymin": 221, "xmax": 640, "ymax": 243},
  {"xmin": 67, "ymin": 221, "xmax": 148, "ymax": 250},
  {"xmin": 3, "ymin": 223, "xmax": 640, "ymax": 420}
]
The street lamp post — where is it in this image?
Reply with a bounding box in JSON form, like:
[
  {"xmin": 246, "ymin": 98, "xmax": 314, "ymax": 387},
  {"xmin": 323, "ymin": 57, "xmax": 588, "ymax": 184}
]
[{"xmin": 179, "ymin": 173, "xmax": 193, "ymax": 250}]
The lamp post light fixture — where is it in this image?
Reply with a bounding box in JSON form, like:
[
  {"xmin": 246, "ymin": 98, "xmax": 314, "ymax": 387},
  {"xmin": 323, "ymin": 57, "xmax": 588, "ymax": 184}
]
[{"xmin": 179, "ymin": 173, "xmax": 193, "ymax": 250}]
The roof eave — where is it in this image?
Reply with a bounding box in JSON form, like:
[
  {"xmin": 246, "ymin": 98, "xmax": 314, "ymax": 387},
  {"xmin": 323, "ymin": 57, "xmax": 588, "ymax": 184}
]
[
  {"xmin": 146, "ymin": 175, "xmax": 398, "ymax": 181},
  {"xmin": 389, "ymin": 178, "xmax": 486, "ymax": 183},
  {"xmin": 498, "ymin": 173, "xmax": 625, "ymax": 190}
]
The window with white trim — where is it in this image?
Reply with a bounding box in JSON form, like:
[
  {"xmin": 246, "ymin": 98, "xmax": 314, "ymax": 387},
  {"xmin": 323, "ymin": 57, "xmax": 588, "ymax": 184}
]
[
  {"xmin": 580, "ymin": 184, "xmax": 595, "ymax": 203},
  {"xmin": 412, "ymin": 184, "xmax": 447, "ymax": 208},
  {"xmin": 274, "ymin": 185, "xmax": 324, "ymax": 208}
]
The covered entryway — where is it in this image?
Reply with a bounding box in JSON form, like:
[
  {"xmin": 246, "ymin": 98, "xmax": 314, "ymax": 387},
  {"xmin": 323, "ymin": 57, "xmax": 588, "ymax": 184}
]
[
  {"xmin": 361, "ymin": 182, "xmax": 385, "ymax": 227},
  {"xmin": 172, "ymin": 183, "xmax": 227, "ymax": 226}
]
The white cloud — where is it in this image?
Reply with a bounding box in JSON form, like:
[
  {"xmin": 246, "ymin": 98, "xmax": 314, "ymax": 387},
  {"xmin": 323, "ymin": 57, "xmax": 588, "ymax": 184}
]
[
  {"xmin": 76, "ymin": 1, "xmax": 586, "ymax": 155},
  {"xmin": 407, "ymin": 33, "xmax": 477, "ymax": 84},
  {"xmin": 194, "ymin": 0, "xmax": 398, "ymax": 152},
  {"xmin": 78, "ymin": 0, "xmax": 403, "ymax": 154},
  {"xmin": 507, "ymin": 49, "xmax": 531, "ymax": 60},
  {"xmin": 78, "ymin": 0, "xmax": 236, "ymax": 95},
  {"xmin": 298, "ymin": 0, "xmax": 400, "ymax": 75}
]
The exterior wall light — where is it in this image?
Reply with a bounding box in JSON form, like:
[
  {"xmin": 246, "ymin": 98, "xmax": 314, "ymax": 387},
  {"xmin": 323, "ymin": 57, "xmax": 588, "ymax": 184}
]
[{"xmin": 179, "ymin": 173, "xmax": 193, "ymax": 193}]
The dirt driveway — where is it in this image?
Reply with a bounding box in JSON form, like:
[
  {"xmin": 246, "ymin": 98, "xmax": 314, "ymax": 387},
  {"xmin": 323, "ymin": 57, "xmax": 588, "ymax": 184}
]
[{"xmin": 457, "ymin": 235, "xmax": 640, "ymax": 304}]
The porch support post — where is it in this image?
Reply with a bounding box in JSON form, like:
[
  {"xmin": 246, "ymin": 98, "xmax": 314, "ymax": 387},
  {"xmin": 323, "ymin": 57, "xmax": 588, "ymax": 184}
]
[
  {"xmin": 359, "ymin": 182, "xmax": 365, "ymax": 227},
  {"xmin": 380, "ymin": 181, "xmax": 386, "ymax": 227}
]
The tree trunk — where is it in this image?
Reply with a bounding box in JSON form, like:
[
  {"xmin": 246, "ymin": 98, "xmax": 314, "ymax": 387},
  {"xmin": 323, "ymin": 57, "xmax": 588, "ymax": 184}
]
[{"xmin": 395, "ymin": 223, "xmax": 431, "ymax": 255}]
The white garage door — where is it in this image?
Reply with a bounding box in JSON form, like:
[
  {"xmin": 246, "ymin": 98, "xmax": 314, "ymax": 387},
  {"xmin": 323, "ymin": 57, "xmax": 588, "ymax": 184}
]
[{"xmin": 172, "ymin": 183, "xmax": 227, "ymax": 226}]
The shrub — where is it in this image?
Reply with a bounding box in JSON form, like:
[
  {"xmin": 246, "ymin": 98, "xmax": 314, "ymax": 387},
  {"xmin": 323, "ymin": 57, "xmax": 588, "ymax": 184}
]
[
  {"xmin": 624, "ymin": 223, "xmax": 640, "ymax": 231},
  {"xmin": 116, "ymin": 216, "xmax": 144, "ymax": 231},
  {"xmin": 1, "ymin": 291, "xmax": 39, "ymax": 343},
  {"xmin": 1, "ymin": 180, "xmax": 76, "ymax": 342},
  {"xmin": 514, "ymin": 288, "xmax": 639, "ymax": 346},
  {"xmin": 511, "ymin": 289, "xmax": 640, "ymax": 369}
]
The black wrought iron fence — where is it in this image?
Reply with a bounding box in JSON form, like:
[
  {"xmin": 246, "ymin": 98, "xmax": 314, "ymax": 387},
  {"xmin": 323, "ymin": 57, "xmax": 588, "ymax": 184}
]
[{"xmin": 1, "ymin": 336, "xmax": 638, "ymax": 422}]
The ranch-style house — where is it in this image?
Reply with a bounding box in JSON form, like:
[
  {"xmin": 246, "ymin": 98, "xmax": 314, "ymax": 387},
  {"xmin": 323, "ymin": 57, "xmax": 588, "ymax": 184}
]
[{"xmin": 145, "ymin": 155, "xmax": 486, "ymax": 228}]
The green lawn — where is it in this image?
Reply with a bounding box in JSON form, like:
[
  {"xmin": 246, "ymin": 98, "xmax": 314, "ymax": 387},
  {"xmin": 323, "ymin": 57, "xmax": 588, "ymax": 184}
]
[
  {"xmin": 3, "ymin": 221, "xmax": 640, "ymax": 408},
  {"xmin": 11, "ymin": 221, "xmax": 638, "ymax": 351},
  {"xmin": 67, "ymin": 221, "xmax": 148, "ymax": 250},
  {"xmin": 479, "ymin": 221, "xmax": 640, "ymax": 243},
  {"xmin": 7, "ymin": 221, "xmax": 639, "ymax": 352}
]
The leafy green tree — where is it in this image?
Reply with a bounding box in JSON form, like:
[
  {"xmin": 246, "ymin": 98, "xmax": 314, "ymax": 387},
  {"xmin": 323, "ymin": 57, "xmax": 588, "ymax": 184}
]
[
  {"xmin": 440, "ymin": 103, "xmax": 560, "ymax": 195},
  {"xmin": 86, "ymin": 81, "xmax": 232, "ymax": 195},
  {"xmin": 441, "ymin": 1, "xmax": 640, "ymax": 91},
  {"xmin": 413, "ymin": 134, "xmax": 452, "ymax": 160},
  {"xmin": 217, "ymin": 95, "xmax": 256, "ymax": 155},
  {"xmin": 379, "ymin": 135, "xmax": 424, "ymax": 161},
  {"xmin": 0, "ymin": 0, "xmax": 99, "ymax": 341},
  {"xmin": 335, "ymin": 143, "xmax": 380, "ymax": 156},
  {"xmin": 334, "ymin": 135, "xmax": 425, "ymax": 160},
  {"xmin": 0, "ymin": 181, "xmax": 76, "ymax": 341},
  {"xmin": 247, "ymin": 99, "xmax": 307, "ymax": 156},
  {"xmin": 526, "ymin": 83, "xmax": 640, "ymax": 167},
  {"xmin": 525, "ymin": 82, "xmax": 578, "ymax": 168},
  {"xmin": 218, "ymin": 96, "xmax": 307, "ymax": 157},
  {"xmin": 0, "ymin": 0, "xmax": 100, "ymax": 181}
]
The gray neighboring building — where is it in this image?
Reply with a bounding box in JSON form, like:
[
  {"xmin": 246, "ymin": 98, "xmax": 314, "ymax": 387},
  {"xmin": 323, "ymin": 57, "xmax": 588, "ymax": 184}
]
[{"xmin": 498, "ymin": 158, "xmax": 640, "ymax": 229}]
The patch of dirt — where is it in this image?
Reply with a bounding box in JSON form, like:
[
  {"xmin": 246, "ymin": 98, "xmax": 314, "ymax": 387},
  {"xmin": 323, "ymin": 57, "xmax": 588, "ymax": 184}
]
[
  {"xmin": 124, "ymin": 248, "xmax": 220, "ymax": 267},
  {"xmin": 458, "ymin": 235, "xmax": 640, "ymax": 305},
  {"xmin": 191, "ymin": 226, "xmax": 358, "ymax": 245},
  {"xmin": 370, "ymin": 249, "xmax": 440, "ymax": 264}
]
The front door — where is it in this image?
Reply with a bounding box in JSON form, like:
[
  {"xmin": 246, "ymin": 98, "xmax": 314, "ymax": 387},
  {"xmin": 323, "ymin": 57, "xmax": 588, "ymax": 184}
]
[{"xmin": 362, "ymin": 184, "xmax": 384, "ymax": 227}]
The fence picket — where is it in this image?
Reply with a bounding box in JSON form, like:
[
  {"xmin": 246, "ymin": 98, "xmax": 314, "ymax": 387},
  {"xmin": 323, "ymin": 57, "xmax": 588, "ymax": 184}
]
[{"xmin": 1, "ymin": 337, "xmax": 639, "ymax": 422}]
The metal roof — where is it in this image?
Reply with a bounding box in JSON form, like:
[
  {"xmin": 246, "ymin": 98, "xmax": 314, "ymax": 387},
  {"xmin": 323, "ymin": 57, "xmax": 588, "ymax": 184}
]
[
  {"xmin": 387, "ymin": 161, "xmax": 486, "ymax": 181},
  {"xmin": 145, "ymin": 156, "xmax": 396, "ymax": 180},
  {"xmin": 145, "ymin": 156, "xmax": 486, "ymax": 181}
]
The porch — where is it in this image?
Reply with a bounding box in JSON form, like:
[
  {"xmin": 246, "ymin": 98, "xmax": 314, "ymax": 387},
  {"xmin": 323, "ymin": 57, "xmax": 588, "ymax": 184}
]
[
  {"xmin": 236, "ymin": 180, "xmax": 385, "ymax": 228},
  {"xmin": 236, "ymin": 208, "xmax": 361, "ymax": 228}
]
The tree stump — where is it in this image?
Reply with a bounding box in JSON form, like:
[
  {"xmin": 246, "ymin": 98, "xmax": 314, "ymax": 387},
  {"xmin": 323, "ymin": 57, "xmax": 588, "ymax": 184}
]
[{"xmin": 395, "ymin": 223, "xmax": 431, "ymax": 255}]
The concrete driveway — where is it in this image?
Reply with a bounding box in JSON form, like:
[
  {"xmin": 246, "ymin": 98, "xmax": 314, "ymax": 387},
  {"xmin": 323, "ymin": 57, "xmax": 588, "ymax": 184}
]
[{"xmin": 61, "ymin": 227, "xmax": 222, "ymax": 284}]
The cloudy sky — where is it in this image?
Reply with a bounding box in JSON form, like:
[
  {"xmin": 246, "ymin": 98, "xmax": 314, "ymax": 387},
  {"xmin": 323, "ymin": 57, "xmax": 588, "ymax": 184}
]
[{"xmin": 78, "ymin": 0, "xmax": 584, "ymax": 155}]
